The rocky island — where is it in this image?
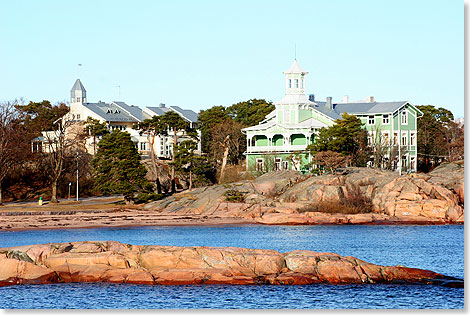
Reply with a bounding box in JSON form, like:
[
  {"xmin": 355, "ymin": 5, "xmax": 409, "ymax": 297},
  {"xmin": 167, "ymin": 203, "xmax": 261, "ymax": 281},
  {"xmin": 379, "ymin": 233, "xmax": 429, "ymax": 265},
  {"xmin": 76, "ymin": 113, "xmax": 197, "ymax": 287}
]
[{"xmin": 0, "ymin": 241, "xmax": 463, "ymax": 287}]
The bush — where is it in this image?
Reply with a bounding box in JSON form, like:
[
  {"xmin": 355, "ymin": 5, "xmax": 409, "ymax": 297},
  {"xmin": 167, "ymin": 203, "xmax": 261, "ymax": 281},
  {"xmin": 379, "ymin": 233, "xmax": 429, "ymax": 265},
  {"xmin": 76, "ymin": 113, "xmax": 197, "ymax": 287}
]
[
  {"xmin": 297, "ymin": 185, "xmax": 372, "ymax": 214},
  {"xmin": 135, "ymin": 192, "xmax": 163, "ymax": 204},
  {"xmin": 223, "ymin": 189, "xmax": 246, "ymax": 203}
]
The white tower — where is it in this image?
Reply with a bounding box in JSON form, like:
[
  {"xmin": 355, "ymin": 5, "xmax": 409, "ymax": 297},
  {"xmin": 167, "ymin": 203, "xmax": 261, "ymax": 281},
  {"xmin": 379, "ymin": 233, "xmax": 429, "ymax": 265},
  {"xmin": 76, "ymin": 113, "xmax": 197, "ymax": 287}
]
[
  {"xmin": 71, "ymin": 79, "xmax": 87, "ymax": 104},
  {"xmin": 70, "ymin": 79, "xmax": 87, "ymax": 120},
  {"xmin": 283, "ymin": 59, "xmax": 308, "ymax": 95}
]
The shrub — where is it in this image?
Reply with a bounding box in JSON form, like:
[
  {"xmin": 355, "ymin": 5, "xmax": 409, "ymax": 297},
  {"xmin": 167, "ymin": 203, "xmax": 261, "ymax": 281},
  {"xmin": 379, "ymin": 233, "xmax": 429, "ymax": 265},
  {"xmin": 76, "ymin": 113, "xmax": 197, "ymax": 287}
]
[
  {"xmin": 135, "ymin": 192, "xmax": 163, "ymax": 204},
  {"xmin": 297, "ymin": 185, "xmax": 372, "ymax": 214},
  {"xmin": 223, "ymin": 189, "xmax": 246, "ymax": 203}
]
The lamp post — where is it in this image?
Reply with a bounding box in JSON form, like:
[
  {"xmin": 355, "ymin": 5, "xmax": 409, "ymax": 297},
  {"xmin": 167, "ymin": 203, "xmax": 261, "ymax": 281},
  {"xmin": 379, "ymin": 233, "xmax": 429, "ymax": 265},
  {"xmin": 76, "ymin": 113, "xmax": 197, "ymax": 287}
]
[
  {"xmin": 68, "ymin": 182, "xmax": 71, "ymax": 200},
  {"xmin": 76, "ymin": 151, "xmax": 79, "ymax": 201}
]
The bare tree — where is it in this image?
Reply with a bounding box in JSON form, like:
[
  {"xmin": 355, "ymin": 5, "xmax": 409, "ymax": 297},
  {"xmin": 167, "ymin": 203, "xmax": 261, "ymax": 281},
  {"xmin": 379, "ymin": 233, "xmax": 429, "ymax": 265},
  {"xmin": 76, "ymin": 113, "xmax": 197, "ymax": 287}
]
[
  {"xmin": 209, "ymin": 119, "xmax": 245, "ymax": 182},
  {"xmin": 312, "ymin": 151, "xmax": 347, "ymax": 175},
  {"xmin": 0, "ymin": 101, "xmax": 31, "ymax": 205},
  {"xmin": 41, "ymin": 119, "xmax": 87, "ymax": 203}
]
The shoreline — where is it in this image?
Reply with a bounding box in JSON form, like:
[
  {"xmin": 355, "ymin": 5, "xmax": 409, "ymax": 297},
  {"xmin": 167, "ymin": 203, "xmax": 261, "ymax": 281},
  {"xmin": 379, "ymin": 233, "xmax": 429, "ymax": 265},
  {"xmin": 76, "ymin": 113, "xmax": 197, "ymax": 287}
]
[{"xmin": 0, "ymin": 209, "xmax": 463, "ymax": 233}]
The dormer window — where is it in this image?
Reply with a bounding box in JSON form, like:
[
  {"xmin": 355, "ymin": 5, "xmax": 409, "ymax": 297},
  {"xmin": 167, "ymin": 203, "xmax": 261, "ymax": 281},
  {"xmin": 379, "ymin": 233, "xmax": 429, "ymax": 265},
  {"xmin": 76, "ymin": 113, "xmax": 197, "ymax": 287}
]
[
  {"xmin": 295, "ymin": 79, "xmax": 299, "ymax": 88},
  {"xmin": 288, "ymin": 79, "xmax": 292, "ymax": 88}
]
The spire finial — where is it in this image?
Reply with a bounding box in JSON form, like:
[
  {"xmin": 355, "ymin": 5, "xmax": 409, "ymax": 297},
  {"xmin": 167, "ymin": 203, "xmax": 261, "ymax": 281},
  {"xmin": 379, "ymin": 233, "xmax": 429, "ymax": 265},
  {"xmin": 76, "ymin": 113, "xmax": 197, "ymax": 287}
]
[{"xmin": 294, "ymin": 44, "xmax": 297, "ymax": 60}]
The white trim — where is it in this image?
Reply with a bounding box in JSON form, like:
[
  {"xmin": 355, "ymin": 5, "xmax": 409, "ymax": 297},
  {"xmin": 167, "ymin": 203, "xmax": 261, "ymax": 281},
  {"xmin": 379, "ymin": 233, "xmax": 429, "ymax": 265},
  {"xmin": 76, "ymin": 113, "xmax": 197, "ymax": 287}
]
[
  {"xmin": 401, "ymin": 109, "xmax": 408, "ymax": 125},
  {"xmin": 401, "ymin": 130, "xmax": 408, "ymax": 146}
]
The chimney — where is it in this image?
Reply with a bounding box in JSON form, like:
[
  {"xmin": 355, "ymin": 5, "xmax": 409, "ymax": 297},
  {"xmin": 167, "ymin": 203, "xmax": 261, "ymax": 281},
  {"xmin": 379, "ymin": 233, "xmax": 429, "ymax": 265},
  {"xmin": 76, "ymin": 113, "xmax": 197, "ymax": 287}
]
[
  {"xmin": 343, "ymin": 95, "xmax": 349, "ymax": 103},
  {"xmin": 366, "ymin": 96, "xmax": 375, "ymax": 103},
  {"xmin": 309, "ymin": 94, "xmax": 315, "ymax": 102},
  {"xmin": 159, "ymin": 103, "xmax": 166, "ymax": 108},
  {"xmin": 326, "ymin": 97, "xmax": 333, "ymax": 110}
]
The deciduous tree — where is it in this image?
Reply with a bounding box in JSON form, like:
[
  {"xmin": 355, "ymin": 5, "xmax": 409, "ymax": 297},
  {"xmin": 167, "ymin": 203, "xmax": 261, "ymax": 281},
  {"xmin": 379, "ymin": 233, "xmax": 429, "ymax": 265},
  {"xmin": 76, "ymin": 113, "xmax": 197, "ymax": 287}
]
[{"xmin": 0, "ymin": 101, "xmax": 31, "ymax": 205}]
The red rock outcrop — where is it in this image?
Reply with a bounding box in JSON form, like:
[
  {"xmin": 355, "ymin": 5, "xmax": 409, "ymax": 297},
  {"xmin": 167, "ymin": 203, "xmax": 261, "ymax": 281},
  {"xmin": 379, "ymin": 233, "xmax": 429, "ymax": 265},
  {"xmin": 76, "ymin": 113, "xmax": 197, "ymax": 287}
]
[
  {"xmin": 0, "ymin": 241, "xmax": 462, "ymax": 287},
  {"xmin": 145, "ymin": 163, "xmax": 464, "ymax": 225}
]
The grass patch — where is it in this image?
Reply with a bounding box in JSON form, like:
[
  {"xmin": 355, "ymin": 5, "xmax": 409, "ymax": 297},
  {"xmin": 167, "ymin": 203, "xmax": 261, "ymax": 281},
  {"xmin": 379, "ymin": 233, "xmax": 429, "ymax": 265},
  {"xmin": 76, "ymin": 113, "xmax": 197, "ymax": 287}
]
[{"xmin": 298, "ymin": 185, "xmax": 372, "ymax": 215}]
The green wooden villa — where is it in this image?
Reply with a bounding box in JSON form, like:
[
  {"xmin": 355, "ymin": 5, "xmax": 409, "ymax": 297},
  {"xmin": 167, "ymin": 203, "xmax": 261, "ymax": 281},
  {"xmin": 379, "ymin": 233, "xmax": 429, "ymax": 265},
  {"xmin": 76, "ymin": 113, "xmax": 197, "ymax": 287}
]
[{"xmin": 242, "ymin": 60, "xmax": 423, "ymax": 173}]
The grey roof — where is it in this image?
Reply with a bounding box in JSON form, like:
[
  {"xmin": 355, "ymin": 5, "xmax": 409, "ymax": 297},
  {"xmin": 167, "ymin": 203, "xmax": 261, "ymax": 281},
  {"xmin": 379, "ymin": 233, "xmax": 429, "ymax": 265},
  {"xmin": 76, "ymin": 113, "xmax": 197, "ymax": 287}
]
[
  {"xmin": 146, "ymin": 106, "xmax": 171, "ymax": 116},
  {"xmin": 313, "ymin": 101, "xmax": 408, "ymax": 120},
  {"xmin": 170, "ymin": 106, "xmax": 198, "ymax": 123},
  {"xmin": 71, "ymin": 79, "xmax": 86, "ymax": 93},
  {"xmin": 84, "ymin": 102, "xmax": 139, "ymax": 122},
  {"xmin": 113, "ymin": 101, "xmax": 144, "ymax": 121}
]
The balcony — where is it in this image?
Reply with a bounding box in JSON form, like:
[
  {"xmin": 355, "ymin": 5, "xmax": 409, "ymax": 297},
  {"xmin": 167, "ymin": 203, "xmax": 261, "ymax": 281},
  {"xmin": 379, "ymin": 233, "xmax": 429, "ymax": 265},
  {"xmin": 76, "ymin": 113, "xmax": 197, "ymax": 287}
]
[{"xmin": 246, "ymin": 144, "xmax": 307, "ymax": 154}]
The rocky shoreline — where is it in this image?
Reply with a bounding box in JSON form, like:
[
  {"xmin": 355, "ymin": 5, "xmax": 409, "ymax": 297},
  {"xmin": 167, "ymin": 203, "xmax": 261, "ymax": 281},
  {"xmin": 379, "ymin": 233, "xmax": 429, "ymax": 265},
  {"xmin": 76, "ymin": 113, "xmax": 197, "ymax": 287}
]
[
  {"xmin": 0, "ymin": 241, "xmax": 463, "ymax": 287},
  {"xmin": 145, "ymin": 162, "xmax": 464, "ymax": 225},
  {"xmin": 0, "ymin": 163, "xmax": 464, "ymax": 230}
]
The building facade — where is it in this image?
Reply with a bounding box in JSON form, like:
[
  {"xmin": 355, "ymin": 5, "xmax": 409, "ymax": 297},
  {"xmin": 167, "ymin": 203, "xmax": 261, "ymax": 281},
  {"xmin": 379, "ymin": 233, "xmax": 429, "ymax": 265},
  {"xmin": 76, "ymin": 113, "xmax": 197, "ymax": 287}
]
[
  {"xmin": 242, "ymin": 60, "xmax": 422, "ymax": 173},
  {"xmin": 33, "ymin": 79, "xmax": 201, "ymax": 158}
]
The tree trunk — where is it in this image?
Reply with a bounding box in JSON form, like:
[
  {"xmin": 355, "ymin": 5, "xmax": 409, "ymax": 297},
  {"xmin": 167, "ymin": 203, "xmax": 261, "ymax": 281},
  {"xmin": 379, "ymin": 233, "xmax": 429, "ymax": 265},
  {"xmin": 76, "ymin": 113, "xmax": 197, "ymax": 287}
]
[
  {"xmin": 171, "ymin": 133, "xmax": 178, "ymax": 194},
  {"xmin": 156, "ymin": 178, "xmax": 162, "ymax": 195},
  {"xmin": 148, "ymin": 134, "xmax": 161, "ymax": 194},
  {"xmin": 0, "ymin": 183, "xmax": 3, "ymax": 206},
  {"xmin": 189, "ymin": 170, "xmax": 192, "ymax": 190},
  {"xmin": 51, "ymin": 180, "xmax": 58, "ymax": 203},
  {"xmin": 219, "ymin": 139, "xmax": 230, "ymax": 184}
]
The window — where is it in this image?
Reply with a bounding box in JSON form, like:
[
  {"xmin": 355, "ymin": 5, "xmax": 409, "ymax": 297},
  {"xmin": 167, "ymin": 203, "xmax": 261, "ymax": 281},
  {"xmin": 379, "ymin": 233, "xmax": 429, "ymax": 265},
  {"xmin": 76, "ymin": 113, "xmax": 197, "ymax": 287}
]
[
  {"xmin": 288, "ymin": 79, "xmax": 292, "ymax": 88},
  {"xmin": 368, "ymin": 115, "xmax": 375, "ymax": 125},
  {"xmin": 32, "ymin": 141, "xmax": 43, "ymax": 153},
  {"xmin": 282, "ymin": 161, "xmax": 289, "ymax": 170},
  {"xmin": 77, "ymin": 97, "xmax": 80, "ymax": 102},
  {"xmin": 382, "ymin": 114, "xmax": 389, "ymax": 124},
  {"xmin": 256, "ymin": 158, "xmax": 264, "ymax": 172},
  {"xmin": 393, "ymin": 132, "xmax": 398, "ymax": 146},
  {"xmin": 76, "ymin": 114, "xmax": 80, "ymax": 120},
  {"xmin": 401, "ymin": 131, "xmax": 407, "ymax": 146},
  {"xmin": 382, "ymin": 131, "xmax": 390, "ymax": 145},
  {"xmin": 367, "ymin": 132, "xmax": 374, "ymax": 146},
  {"xmin": 410, "ymin": 157, "xmax": 416, "ymax": 170},
  {"xmin": 294, "ymin": 79, "xmax": 299, "ymax": 88},
  {"xmin": 410, "ymin": 132, "xmax": 416, "ymax": 146},
  {"xmin": 401, "ymin": 110, "xmax": 408, "ymax": 125},
  {"xmin": 283, "ymin": 109, "xmax": 290, "ymax": 123},
  {"xmin": 275, "ymin": 158, "xmax": 282, "ymax": 171},
  {"xmin": 301, "ymin": 79, "xmax": 304, "ymax": 89},
  {"xmin": 140, "ymin": 142, "xmax": 146, "ymax": 151}
]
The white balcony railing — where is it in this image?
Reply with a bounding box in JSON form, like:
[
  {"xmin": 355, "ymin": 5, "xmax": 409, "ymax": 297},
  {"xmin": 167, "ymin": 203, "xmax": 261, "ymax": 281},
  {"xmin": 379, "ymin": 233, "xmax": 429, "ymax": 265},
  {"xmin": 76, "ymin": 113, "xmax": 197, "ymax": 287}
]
[{"xmin": 246, "ymin": 144, "xmax": 307, "ymax": 153}]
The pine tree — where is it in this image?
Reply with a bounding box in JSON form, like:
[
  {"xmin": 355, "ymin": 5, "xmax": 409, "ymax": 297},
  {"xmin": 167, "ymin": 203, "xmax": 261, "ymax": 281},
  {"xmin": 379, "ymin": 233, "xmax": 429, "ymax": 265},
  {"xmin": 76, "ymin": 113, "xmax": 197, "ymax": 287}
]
[{"xmin": 91, "ymin": 130, "xmax": 153, "ymax": 204}]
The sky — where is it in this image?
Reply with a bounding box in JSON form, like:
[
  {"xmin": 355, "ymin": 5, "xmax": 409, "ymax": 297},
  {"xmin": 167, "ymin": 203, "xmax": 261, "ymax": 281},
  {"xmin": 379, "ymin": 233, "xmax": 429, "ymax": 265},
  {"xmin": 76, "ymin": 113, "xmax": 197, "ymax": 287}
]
[{"xmin": 0, "ymin": 0, "xmax": 464, "ymax": 118}]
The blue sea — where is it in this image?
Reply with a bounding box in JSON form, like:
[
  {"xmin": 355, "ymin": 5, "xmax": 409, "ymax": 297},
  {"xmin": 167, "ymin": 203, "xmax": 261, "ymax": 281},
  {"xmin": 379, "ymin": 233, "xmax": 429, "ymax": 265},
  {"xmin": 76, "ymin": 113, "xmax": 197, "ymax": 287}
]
[{"xmin": 0, "ymin": 225, "xmax": 464, "ymax": 309}]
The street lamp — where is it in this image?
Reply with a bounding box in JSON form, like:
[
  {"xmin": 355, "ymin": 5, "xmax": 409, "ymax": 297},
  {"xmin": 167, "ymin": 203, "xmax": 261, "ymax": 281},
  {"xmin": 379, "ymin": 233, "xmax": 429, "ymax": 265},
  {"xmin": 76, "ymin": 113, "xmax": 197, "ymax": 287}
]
[
  {"xmin": 68, "ymin": 182, "xmax": 71, "ymax": 200},
  {"xmin": 76, "ymin": 151, "xmax": 79, "ymax": 201}
]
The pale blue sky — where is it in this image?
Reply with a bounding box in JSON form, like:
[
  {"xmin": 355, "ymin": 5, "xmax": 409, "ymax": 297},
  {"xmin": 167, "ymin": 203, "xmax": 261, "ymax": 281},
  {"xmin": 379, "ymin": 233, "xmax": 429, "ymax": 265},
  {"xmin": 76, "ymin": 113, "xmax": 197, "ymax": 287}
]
[{"xmin": 0, "ymin": 0, "xmax": 463, "ymax": 117}]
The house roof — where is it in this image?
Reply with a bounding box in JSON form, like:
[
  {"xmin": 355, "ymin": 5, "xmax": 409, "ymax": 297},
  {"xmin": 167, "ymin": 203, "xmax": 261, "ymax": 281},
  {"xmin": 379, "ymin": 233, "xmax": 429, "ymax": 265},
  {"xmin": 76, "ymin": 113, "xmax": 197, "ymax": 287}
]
[
  {"xmin": 170, "ymin": 105, "xmax": 198, "ymax": 123},
  {"xmin": 71, "ymin": 79, "xmax": 86, "ymax": 93},
  {"xmin": 84, "ymin": 102, "xmax": 139, "ymax": 122},
  {"xmin": 313, "ymin": 101, "xmax": 408, "ymax": 120},
  {"xmin": 283, "ymin": 59, "xmax": 308, "ymax": 74},
  {"xmin": 145, "ymin": 106, "xmax": 171, "ymax": 116},
  {"xmin": 113, "ymin": 101, "xmax": 144, "ymax": 121}
]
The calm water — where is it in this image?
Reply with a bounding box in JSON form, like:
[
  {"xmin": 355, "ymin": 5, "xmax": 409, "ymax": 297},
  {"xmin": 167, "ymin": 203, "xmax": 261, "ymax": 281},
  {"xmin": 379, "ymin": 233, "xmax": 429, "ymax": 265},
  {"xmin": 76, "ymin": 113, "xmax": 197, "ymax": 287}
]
[{"xmin": 0, "ymin": 225, "xmax": 464, "ymax": 309}]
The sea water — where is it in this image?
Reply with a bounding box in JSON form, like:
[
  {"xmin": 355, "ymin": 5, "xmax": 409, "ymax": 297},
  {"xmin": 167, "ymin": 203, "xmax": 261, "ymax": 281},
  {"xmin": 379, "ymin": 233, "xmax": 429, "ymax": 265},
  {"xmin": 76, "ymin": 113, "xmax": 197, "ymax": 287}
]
[{"xmin": 0, "ymin": 225, "xmax": 464, "ymax": 309}]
